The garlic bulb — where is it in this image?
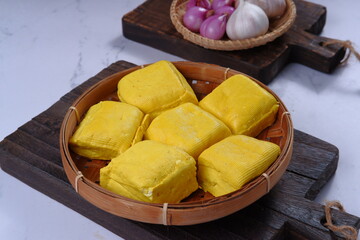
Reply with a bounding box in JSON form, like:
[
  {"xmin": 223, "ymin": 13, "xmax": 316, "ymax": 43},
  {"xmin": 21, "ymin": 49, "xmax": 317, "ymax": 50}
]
[
  {"xmin": 246, "ymin": 0, "xmax": 286, "ymax": 18},
  {"xmin": 226, "ymin": 0, "xmax": 269, "ymax": 40}
]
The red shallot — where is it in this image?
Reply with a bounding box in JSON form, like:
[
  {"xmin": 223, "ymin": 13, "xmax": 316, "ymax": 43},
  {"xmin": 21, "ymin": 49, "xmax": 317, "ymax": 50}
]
[
  {"xmin": 186, "ymin": 0, "xmax": 212, "ymax": 10},
  {"xmin": 183, "ymin": 6, "xmax": 210, "ymax": 32},
  {"xmin": 211, "ymin": 0, "xmax": 235, "ymax": 11},
  {"xmin": 214, "ymin": 5, "xmax": 235, "ymax": 17},
  {"xmin": 200, "ymin": 14, "xmax": 227, "ymax": 40}
]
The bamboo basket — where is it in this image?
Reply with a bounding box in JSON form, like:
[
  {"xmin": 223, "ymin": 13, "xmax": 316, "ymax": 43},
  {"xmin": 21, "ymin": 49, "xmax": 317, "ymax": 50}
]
[
  {"xmin": 60, "ymin": 61, "xmax": 294, "ymax": 225},
  {"xmin": 170, "ymin": 0, "xmax": 297, "ymax": 50}
]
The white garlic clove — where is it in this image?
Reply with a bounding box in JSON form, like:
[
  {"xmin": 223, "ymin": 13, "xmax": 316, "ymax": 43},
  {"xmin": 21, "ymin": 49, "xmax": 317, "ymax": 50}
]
[
  {"xmin": 226, "ymin": 0, "xmax": 269, "ymax": 40},
  {"xmin": 246, "ymin": 0, "xmax": 286, "ymax": 18}
]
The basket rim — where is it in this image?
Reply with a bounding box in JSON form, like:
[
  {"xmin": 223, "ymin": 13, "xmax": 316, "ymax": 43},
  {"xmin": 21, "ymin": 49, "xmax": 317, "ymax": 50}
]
[
  {"xmin": 170, "ymin": 0, "xmax": 297, "ymax": 51},
  {"xmin": 60, "ymin": 61, "xmax": 294, "ymax": 224}
]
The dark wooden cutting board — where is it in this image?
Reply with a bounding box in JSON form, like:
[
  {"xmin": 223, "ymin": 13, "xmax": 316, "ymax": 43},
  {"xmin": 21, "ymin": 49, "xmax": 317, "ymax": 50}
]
[
  {"xmin": 0, "ymin": 61, "xmax": 359, "ymax": 239},
  {"xmin": 122, "ymin": 0, "xmax": 346, "ymax": 84}
]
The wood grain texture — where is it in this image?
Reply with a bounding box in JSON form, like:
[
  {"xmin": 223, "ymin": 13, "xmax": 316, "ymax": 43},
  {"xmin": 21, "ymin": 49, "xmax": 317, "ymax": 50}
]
[
  {"xmin": 0, "ymin": 60, "xmax": 359, "ymax": 239},
  {"xmin": 122, "ymin": 0, "xmax": 345, "ymax": 84}
]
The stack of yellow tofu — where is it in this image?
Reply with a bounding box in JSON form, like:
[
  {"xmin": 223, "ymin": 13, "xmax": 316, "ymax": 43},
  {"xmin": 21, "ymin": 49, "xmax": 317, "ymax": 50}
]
[{"xmin": 69, "ymin": 60, "xmax": 281, "ymax": 203}]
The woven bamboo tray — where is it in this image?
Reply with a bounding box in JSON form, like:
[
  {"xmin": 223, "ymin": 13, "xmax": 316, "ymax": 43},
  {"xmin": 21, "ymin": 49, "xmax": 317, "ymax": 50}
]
[
  {"xmin": 60, "ymin": 61, "xmax": 294, "ymax": 225},
  {"xmin": 170, "ymin": 0, "xmax": 297, "ymax": 50}
]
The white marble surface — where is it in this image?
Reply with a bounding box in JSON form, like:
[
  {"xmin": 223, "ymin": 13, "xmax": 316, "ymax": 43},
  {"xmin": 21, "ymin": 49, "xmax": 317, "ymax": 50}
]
[{"xmin": 0, "ymin": 0, "xmax": 359, "ymax": 239}]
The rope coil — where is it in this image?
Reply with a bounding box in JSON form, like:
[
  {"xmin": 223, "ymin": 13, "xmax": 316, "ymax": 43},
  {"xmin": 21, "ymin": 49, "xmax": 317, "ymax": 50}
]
[
  {"xmin": 324, "ymin": 201, "xmax": 358, "ymax": 240},
  {"xmin": 323, "ymin": 40, "xmax": 360, "ymax": 64}
]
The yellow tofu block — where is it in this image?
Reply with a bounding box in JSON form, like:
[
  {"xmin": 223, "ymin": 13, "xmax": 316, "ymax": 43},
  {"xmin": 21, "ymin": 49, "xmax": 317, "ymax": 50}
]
[
  {"xmin": 100, "ymin": 140, "xmax": 198, "ymax": 203},
  {"xmin": 69, "ymin": 101, "xmax": 148, "ymax": 160},
  {"xmin": 199, "ymin": 74, "xmax": 279, "ymax": 137},
  {"xmin": 117, "ymin": 60, "xmax": 198, "ymax": 118},
  {"xmin": 198, "ymin": 135, "xmax": 280, "ymax": 197},
  {"xmin": 145, "ymin": 103, "xmax": 232, "ymax": 158}
]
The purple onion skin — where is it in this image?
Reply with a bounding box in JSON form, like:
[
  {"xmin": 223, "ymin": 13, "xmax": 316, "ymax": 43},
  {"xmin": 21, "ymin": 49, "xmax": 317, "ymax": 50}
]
[
  {"xmin": 186, "ymin": 0, "xmax": 196, "ymax": 9},
  {"xmin": 211, "ymin": 0, "xmax": 235, "ymax": 10},
  {"xmin": 186, "ymin": 0, "xmax": 211, "ymax": 10},
  {"xmin": 214, "ymin": 5, "xmax": 234, "ymax": 17},
  {"xmin": 200, "ymin": 14, "xmax": 227, "ymax": 40},
  {"xmin": 199, "ymin": 15, "xmax": 213, "ymax": 35},
  {"xmin": 183, "ymin": 7, "xmax": 209, "ymax": 32}
]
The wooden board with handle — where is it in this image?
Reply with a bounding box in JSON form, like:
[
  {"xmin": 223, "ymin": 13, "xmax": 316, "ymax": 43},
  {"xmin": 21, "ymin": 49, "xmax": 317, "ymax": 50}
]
[
  {"xmin": 0, "ymin": 60, "xmax": 359, "ymax": 239},
  {"xmin": 122, "ymin": 0, "xmax": 346, "ymax": 84}
]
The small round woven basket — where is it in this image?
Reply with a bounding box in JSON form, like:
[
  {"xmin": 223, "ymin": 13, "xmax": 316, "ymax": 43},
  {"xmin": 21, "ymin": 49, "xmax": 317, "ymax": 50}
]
[
  {"xmin": 170, "ymin": 0, "xmax": 297, "ymax": 50},
  {"xmin": 60, "ymin": 61, "xmax": 294, "ymax": 225}
]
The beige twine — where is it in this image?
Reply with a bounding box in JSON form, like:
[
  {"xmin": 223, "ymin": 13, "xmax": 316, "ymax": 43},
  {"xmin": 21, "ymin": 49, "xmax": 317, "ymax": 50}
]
[
  {"xmin": 323, "ymin": 40, "xmax": 360, "ymax": 64},
  {"xmin": 69, "ymin": 106, "xmax": 81, "ymax": 123},
  {"xmin": 162, "ymin": 203, "xmax": 169, "ymax": 225},
  {"xmin": 324, "ymin": 201, "xmax": 358, "ymax": 240},
  {"xmin": 261, "ymin": 173, "xmax": 271, "ymax": 193},
  {"xmin": 280, "ymin": 111, "xmax": 291, "ymax": 126},
  {"xmin": 224, "ymin": 67, "xmax": 230, "ymax": 80},
  {"xmin": 74, "ymin": 171, "xmax": 84, "ymax": 193}
]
